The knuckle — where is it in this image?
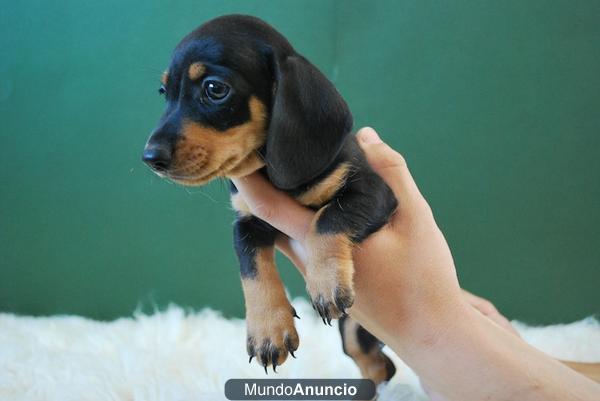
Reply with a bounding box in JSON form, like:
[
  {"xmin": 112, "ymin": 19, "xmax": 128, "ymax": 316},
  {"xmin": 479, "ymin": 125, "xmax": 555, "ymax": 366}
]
[
  {"xmin": 478, "ymin": 300, "xmax": 498, "ymax": 315},
  {"xmin": 392, "ymin": 151, "xmax": 407, "ymax": 168},
  {"xmin": 253, "ymin": 204, "xmax": 276, "ymax": 221},
  {"xmin": 371, "ymin": 145, "xmax": 407, "ymax": 170}
]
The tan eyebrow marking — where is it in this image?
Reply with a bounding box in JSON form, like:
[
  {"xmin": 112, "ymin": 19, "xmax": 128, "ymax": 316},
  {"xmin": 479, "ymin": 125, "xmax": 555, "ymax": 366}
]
[
  {"xmin": 160, "ymin": 71, "xmax": 168, "ymax": 85},
  {"xmin": 188, "ymin": 62, "xmax": 205, "ymax": 81}
]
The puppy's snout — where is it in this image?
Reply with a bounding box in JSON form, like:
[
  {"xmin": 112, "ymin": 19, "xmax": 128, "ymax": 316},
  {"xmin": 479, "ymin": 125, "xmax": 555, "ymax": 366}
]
[{"xmin": 142, "ymin": 144, "xmax": 173, "ymax": 172}]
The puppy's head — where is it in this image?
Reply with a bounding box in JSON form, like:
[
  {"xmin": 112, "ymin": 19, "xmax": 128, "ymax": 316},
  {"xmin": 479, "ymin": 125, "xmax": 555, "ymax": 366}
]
[{"xmin": 142, "ymin": 15, "xmax": 352, "ymax": 189}]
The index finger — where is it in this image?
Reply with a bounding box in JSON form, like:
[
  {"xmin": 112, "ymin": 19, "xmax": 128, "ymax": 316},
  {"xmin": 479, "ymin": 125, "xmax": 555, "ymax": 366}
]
[{"xmin": 232, "ymin": 172, "xmax": 314, "ymax": 242}]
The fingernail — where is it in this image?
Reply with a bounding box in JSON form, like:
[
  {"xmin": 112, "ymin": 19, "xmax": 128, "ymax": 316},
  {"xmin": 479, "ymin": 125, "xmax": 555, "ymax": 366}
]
[{"xmin": 358, "ymin": 127, "xmax": 382, "ymax": 144}]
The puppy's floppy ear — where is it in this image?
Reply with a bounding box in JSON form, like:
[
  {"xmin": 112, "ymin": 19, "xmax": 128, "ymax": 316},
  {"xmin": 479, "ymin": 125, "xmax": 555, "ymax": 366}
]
[{"xmin": 264, "ymin": 52, "xmax": 353, "ymax": 189}]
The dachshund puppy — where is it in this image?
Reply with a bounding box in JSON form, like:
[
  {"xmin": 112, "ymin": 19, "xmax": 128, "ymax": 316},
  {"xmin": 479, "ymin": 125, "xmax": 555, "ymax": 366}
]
[{"xmin": 142, "ymin": 14, "xmax": 397, "ymax": 382}]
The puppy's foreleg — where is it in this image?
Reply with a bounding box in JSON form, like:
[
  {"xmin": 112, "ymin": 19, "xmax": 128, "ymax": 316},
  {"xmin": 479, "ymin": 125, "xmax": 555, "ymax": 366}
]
[
  {"xmin": 233, "ymin": 215, "xmax": 299, "ymax": 373},
  {"xmin": 303, "ymin": 199, "xmax": 361, "ymax": 323}
]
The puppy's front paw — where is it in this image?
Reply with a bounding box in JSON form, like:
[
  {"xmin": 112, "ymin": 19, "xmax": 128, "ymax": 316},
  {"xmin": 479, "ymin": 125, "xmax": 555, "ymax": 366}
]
[
  {"xmin": 305, "ymin": 232, "xmax": 355, "ymax": 324},
  {"xmin": 246, "ymin": 305, "xmax": 299, "ymax": 373},
  {"xmin": 307, "ymin": 277, "xmax": 354, "ymax": 324}
]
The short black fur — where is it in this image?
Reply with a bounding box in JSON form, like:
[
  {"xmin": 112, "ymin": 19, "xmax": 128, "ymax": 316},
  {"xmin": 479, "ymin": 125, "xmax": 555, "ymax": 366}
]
[{"xmin": 233, "ymin": 216, "xmax": 277, "ymax": 278}]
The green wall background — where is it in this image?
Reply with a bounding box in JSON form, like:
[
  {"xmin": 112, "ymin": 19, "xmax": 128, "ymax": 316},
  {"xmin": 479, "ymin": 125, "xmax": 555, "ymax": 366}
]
[{"xmin": 1, "ymin": 1, "xmax": 598, "ymax": 323}]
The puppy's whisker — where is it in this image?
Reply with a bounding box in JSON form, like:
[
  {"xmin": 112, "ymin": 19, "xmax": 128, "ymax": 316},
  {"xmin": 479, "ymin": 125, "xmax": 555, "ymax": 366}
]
[
  {"xmin": 182, "ymin": 186, "xmax": 219, "ymax": 203},
  {"xmin": 160, "ymin": 177, "xmax": 175, "ymax": 185},
  {"xmin": 164, "ymin": 174, "xmax": 196, "ymax": 180},
  {"xmin": 217, "ymin": 177, "xmax": 229, "ymax": 193},
  {"xmin": 256, "ymin": 151, "xmax": 278, "ymax": 173}
]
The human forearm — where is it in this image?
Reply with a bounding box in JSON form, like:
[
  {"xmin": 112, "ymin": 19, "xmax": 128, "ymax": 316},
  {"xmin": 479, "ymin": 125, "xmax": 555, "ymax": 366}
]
[{"xmin": 382, "ymin": 302, "xmax": 600, "ymax": 401}]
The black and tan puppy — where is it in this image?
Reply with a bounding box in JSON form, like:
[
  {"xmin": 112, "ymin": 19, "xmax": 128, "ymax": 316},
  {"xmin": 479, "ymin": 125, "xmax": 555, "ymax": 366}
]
[{"xmin": 142, "ymin": 14, "xmax": 396, "ymax": 383}]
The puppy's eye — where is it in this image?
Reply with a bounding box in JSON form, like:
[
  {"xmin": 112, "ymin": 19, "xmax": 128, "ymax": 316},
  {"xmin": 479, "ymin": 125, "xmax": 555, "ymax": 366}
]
[
  {"xmin": 203, "ymin": 78, "xmax": 231, "ymax": 103},
  {"xmin": 158, "ymin": 85, "xmax": 166, "ymax": 95}
]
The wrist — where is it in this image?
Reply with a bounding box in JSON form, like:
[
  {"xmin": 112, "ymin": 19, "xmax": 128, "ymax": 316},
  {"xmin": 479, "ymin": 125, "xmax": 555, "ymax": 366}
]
[
  {"xmin": 350, "ymin": 283, "xmax": 469, "ymax": 359},
  {"xmin": 387, "ymin": 294, "xmax": 474, "ymax": 356}
]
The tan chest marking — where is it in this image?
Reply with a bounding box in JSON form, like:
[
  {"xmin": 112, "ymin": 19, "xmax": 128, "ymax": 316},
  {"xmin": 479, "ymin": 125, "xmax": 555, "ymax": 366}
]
[{"xmin": 231, "ymin": 192, "xmax": 253, "ymax": 217}]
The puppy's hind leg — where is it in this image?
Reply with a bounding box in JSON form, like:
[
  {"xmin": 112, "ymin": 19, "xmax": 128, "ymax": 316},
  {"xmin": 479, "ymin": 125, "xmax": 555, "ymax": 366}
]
[{"xmin": 339, "ymin": 315, "xmax": 396, "ymax": 385}]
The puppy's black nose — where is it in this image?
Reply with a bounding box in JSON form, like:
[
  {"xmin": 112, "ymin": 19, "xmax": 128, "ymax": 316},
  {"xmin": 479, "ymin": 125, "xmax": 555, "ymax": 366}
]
[{"xmin": 142, "ymin": 145, "xmax": 172, "ymax": 171}]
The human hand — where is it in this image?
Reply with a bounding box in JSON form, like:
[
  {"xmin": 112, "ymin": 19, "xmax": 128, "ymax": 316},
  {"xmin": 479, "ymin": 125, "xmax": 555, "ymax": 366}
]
[
  {"xmin": 233, "ymin": 128, "xmax": 600, "ymax": 400},
  {"xmin": 232, "ymin": 127, "xmax": 466, "ymax": 350}
]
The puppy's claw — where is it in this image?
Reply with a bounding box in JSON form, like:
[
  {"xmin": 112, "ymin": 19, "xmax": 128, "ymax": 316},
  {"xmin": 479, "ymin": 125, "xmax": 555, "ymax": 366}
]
[
  {"xmin": 309, "ymin": 286, "xmax": 354, "ymax": 323},
  {"xmin": 284, "ymin": 335, "xmax": 298, "ymax": 359},
  {"xmin": 249, "ymin": 355, "xmax": 254, "ymax": 364},
  {"xmin": 263, "ymin": 365, "xmax": 268, "ymax": 375}
]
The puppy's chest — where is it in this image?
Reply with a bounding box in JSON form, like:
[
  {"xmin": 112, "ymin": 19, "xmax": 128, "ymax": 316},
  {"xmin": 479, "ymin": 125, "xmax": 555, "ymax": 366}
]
[{"xmin": 231, "ymin": 162, "xmax": 351, "ymax": 218}]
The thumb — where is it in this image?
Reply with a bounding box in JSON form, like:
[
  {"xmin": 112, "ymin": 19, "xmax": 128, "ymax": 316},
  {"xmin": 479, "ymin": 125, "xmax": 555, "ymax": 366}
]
[{"xmin": 356, "ymin": 127, "xmax": 427, "ymax": 212}]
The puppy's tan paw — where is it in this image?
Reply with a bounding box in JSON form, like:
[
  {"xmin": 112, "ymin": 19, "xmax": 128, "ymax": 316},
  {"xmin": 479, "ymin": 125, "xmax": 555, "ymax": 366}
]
[
  {"xmin": 306, "ymin": 273, "xmax": 354, "ymax": 324},
  {"xmin": 246, "ymin": 305, "xmax": 299, "ymax": 373},
  {"xmin": 305, "ymin": 233, "xmax": 356, "ymax": 324}
]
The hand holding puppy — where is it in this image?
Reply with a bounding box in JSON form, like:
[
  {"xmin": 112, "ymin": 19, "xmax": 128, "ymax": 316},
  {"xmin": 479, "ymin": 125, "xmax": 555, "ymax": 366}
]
[{"xmin": 233, "ymin": 127, "xmax": 600, "ymax": 401}]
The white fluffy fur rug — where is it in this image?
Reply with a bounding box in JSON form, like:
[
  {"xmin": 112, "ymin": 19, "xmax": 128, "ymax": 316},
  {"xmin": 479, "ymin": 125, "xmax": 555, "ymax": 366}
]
[{"xmin": 1, "ymin": 299, "xmax": 598, "ymax": 401}]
